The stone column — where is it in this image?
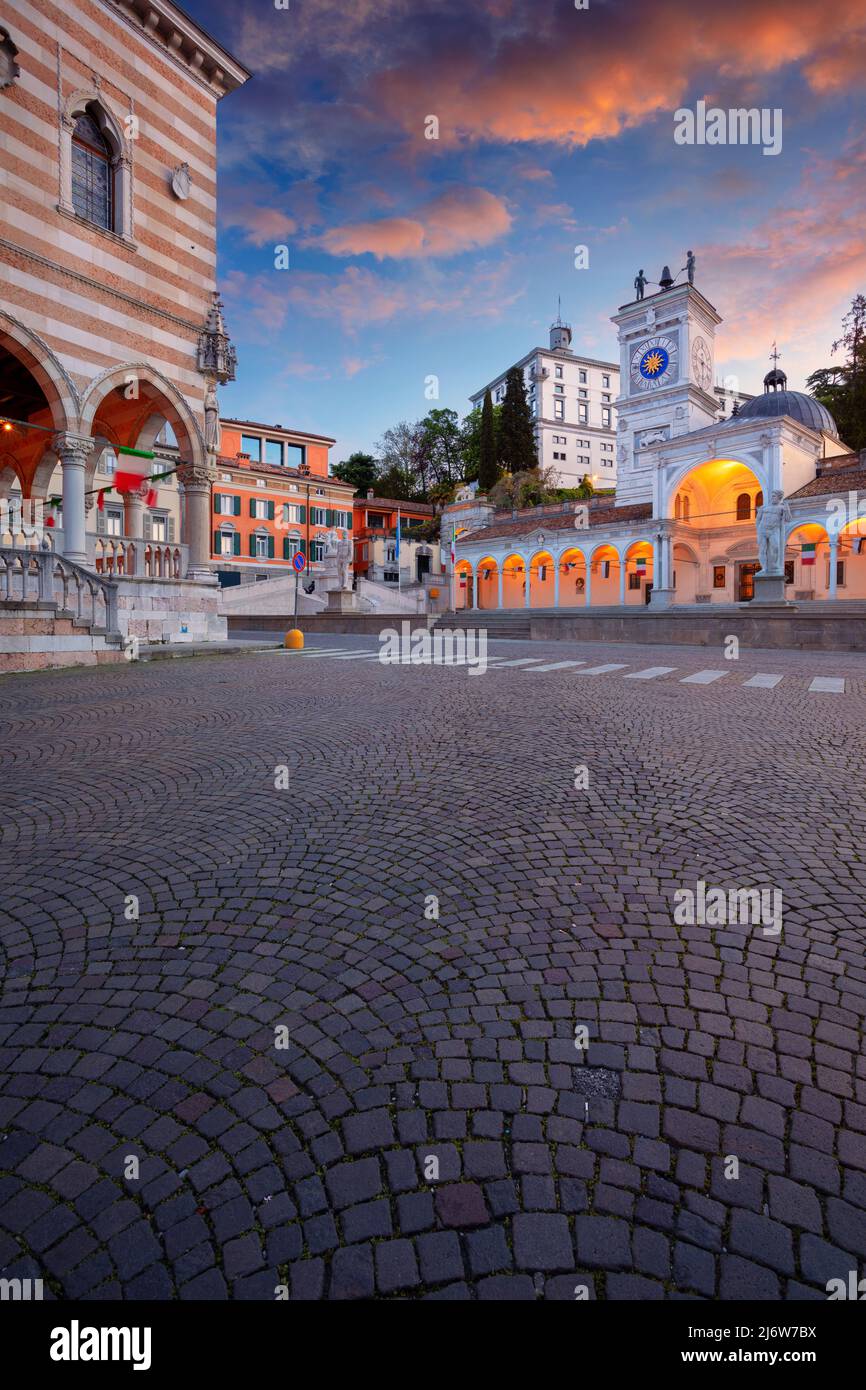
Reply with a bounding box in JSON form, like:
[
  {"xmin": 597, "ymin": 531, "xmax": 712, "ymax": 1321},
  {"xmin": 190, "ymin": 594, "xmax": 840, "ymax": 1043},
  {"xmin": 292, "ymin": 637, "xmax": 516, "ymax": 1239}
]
[
  {"xmin": 497, "ymin": 568, "xmax": 504, "ymax": 609},
  {"xmin": 585, "ymin": 563, "xmax": 592, "ymax": 607},
  {"xmin": 524, "ymin": 561, "xmax": 531, "ymax": 608},
  {"xmin": 177, "ymin": 457, "xmax": 217, "ymax": 578},
  {"xmin": 619, "ymin": 557, "xmax": 626, "ymax": 606},
  {"xmin": 553, "ymin": 560, "xmax": 560, "ymax": 609},
  {"xmin": 54, "ymin": 433, "xmax": 94, "ymax": 566},
  {"xmin": 828, "ymin": 537, "xmax": 838, "ymax": 600},
  {"xmin": 649, "ymin": 525, "xmax": 676, "ymax": 609}
]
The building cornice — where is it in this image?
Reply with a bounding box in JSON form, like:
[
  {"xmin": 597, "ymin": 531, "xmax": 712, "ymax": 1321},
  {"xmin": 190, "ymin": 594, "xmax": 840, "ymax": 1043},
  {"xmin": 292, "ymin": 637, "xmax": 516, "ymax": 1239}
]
[{"xmin": 106, "ymin": 0, "xmax": 252, "ymax": 96}]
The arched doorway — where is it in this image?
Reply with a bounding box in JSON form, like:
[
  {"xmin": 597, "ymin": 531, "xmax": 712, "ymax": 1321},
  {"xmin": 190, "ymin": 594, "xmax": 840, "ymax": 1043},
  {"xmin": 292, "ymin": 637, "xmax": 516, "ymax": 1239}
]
[
  {"xmin": 454, "ymin": 559, "xmax": 473, "ymax": 609},
  {"xmin": 502, "ymin": 553, "xmax": 527, "ymax": 608},
  {"xmin": 667, "ymin": 458, "xmax": 766, "ymax": 601},
  {"xmin": 836, "ymin": 515, "xmax": 866, "ymax": 600},
  {"xmin": 786, "ymin": 523, "xmax": 832, "ymax": 601},
  {"xmin": 622, "ymin": 541, "xmax": 654, "ymax": 606},
  {"xmin": 558, "ymin": 547, "xmax": 588, "ymax": 607},
  {"xmin": 476, "ymin": 557, "xmax": 499, "ymax": 609},
  {"xmin": 528, "ymin": 550, "xmax": 555, "ymax": 607},
  {"xmin": 589, "ymin": 543, "xmax": 619, "ymax": 606}
]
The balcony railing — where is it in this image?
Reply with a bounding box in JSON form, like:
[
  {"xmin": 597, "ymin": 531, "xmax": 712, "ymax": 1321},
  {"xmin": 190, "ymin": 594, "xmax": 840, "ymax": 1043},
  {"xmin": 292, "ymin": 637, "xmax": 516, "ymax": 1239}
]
[{"xmin": 0, "ymin": 546, "xmax": 118, "ymax": 634}]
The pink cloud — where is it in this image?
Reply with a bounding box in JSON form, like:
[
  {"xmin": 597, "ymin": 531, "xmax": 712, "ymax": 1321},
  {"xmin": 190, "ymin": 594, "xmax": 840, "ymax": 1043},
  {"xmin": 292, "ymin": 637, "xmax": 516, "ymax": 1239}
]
[
  {"xmin": 319, "ymin": 187, "xmax": 512, "ymax": 260},
  {"xmin": 222, "ymin": 206, "xmax": 297, "ymax": 247}
]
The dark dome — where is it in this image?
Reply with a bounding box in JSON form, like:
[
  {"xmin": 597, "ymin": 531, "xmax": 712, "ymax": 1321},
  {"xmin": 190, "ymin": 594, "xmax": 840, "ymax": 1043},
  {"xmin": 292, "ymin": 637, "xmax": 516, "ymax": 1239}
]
[{"xmin": 737, "ymin": 389, "xmax": 838, "ymax": 436}]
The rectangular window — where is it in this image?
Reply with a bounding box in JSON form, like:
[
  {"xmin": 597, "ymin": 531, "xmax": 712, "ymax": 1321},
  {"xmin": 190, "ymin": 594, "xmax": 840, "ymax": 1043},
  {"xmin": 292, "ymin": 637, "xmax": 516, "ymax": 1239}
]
[
  {"xmin": 602, "ymin": 393, "xmax": 611, "ymax": 403},
  {"xmin": 628, "ymin": 573, "xmax": 641, "ymax": 591},
  {"xmin": 151, "ymin": 514, "xmax": 167, "ymax": 542},
  {"xmin": 784, "ymin": 560, "xmax": 795, "ymax": 585},
  {"xmin": 221, "ymin": 532, "xmax": 235, "ymax": 556},
  {"xmin": 554, "ymin": 399, "xmax": 564, "ymax": 420},
  {"xmin": 255, "ymin": 533, "xmax": 270, "ymax": 558},
  {"xmin": 555, "ymin": 383, "xmax": 564, "ymax": 393},
  {"xmin": 106, "ymin": 508, "xmax": 123, "ymax": 536},
  {"xmin": 555, "ymin": 365, "xmax": 563, "ymax": 378},
  {"xmin": 310, "ymin": 538, "xmax": 324, "ymax": 562},
  {"xmin": 579, "ymin": 389, "xmax": 588, "ymax": 399},
  {"xmin": 101, "ymin": 450, "xmax": 116, "ymax": 477},
  {"xmin": 252, "ymin": 498, "xmax": 269, "ymax": 519},
  {"xmin": 579, "ymin": 369, "xmax": 587, "ymax": 384},
  {"xmin": 367, "ymin": 513, "xmax": 385, "ymax": 528},
  {"xmin": 283, "ymin": 503, "xmax": 301, "ymax": 524},
  {"xmin": 265, "ymin": 440, "xmax": 283, "ymax": 467},
  {"xmin": 602, "ymin": 408, "xmax": 611, "ymax": 428},
  {"xmin": 285, "ymin": 444, "xmax": 306, "ymax": 470},
  {"xmin": 578, "ymin": 404, "xmax": 588, "ymax": 424},
  {"xmin": 311, "ymin": 506, "xmax": 328, "ymax": 525},
  {"xmin": 241, "ymin": 435, "xmax": 261, "ymax": 461},
  {"xmin": 602, "ymin": 374, "xmax": 610, "ymax": 388},
  {"xmin": 837, "ymin": 559, "xmax": 845, "ymax": 587},
  {"xmin": 713, "ymin": 565, "xmax": 726, "ymax": 589}
]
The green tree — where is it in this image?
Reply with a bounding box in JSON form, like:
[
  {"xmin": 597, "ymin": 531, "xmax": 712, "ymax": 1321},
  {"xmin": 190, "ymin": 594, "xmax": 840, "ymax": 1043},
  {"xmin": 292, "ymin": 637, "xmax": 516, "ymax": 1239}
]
[
  {"xmin": 499, "ymin": 367, "xmax": 537, "ymax": 474},
  {"xmin": 374, "ymin": 421, "xmax": 432, "ymax": 500},
  {"xmin": 419, "ymin": 408, "xmax": 463, "ymax": 489},
  {"xmin": 807, "ymin": 294, "xmax": 866, "ymax": 451},
  {"xmin": 460, "ymin": 399, "xmax": 502, "ymax": 484},
  {"xmin": 331, "ymin": 451, "xmax": 378, "ymax": 496},
  {"xmin": 478, "ymin": 390, "xmax": 500, "ymax": 492}
]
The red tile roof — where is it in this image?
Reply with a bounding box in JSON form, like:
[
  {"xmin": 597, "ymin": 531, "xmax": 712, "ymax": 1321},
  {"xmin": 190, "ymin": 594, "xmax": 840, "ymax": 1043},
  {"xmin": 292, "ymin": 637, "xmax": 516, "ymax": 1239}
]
[{"xmin": 463, "ymin": 498, "xmax": 653, "ymax": 542}]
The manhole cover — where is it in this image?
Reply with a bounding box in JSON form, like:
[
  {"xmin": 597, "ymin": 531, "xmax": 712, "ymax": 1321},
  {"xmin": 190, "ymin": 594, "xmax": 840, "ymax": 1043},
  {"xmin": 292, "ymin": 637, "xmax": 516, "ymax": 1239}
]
[{"xmin": 573, "ymin": 1066, "xmax": 622, "ymax": 1100}]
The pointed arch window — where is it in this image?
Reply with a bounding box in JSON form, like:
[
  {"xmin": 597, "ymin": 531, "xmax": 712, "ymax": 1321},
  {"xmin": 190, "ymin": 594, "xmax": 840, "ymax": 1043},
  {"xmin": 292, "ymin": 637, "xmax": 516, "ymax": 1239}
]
[
  {"xmin": 755, "ymin": 490, "xmax": 764, "ymax": 509},
  {"xmin": 736, "ymin": 492, "xmax": 751, "ymax": 521},
  {"xmin": 71, "ymin": 108, "xmax": 113, "ymax": 230}
]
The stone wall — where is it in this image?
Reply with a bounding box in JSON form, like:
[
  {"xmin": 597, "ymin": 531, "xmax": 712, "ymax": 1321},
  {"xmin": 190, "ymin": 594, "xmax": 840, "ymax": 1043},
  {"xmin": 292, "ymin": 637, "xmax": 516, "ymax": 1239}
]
[{"xmin": 116, "ymin": 577, "xmax": 227, "ymax": 644}]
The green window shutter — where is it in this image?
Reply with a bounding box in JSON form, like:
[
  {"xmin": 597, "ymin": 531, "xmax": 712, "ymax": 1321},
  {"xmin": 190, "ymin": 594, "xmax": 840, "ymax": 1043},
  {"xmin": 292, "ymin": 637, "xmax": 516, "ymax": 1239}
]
[
  {"xmin": 96, "ymin": 509, "xmax": 105, "ymax": 535},
  {"xmin": 168, "ymin": 517, "xmax": 176, "ymax": 542},
  {"xmin": 268, "ymin": 536, "xmax": 275, "ymax": 558},
  {"xmin": 233, "ymin": 533, "xmax": 241, "ymax": 556},
  {"xmin": 213, "ymin": 529, "xmax": 221, "ymax": 554},
  {"xmin": 234, "ymin": 496, "xmax": 241, "ymax": 516},
  {"xmin": 299, "ymin": 505, "xmax": 306, "ymax": 523},
  {"xmin": 283, "ymin": 536, "xmax": 290, "ymax": 560},
  {"xmin": 326, "ymin": 508, "xmax": 333, "ymax": 526},
  {"xmin": 267, "ymin": 500, "xmax": 275, "ymax": 520},
  {"xmin": 249, "ymin": 498, "xmax": 256, "ymax": 518},
  {"xmin": 250, "ymin": 535, "xmax": 257, "ymax": 557},
  {"xmin": 345, "ymin": 514, "xmax": 352, "ymax": 531}
]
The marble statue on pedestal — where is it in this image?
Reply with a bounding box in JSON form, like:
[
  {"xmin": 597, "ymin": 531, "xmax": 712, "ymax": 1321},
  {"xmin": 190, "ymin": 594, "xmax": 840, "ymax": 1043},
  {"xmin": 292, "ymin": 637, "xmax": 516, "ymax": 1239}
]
[{"xmin": 755, "ymin": 490, "xmax": 791, "ymax": 575}]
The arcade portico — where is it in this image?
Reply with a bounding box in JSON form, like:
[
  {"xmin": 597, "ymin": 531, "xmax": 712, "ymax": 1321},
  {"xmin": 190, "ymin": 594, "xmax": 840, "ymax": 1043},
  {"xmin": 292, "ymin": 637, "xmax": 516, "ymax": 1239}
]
[{"xmin": 453, "ymin": 278, "xmax": 864, "ymax": 614}]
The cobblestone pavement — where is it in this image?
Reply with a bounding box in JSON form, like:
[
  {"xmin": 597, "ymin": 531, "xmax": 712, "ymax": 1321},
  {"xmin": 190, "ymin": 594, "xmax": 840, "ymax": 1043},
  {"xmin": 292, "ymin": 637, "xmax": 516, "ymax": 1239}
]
[{"xmin": 1, "ymin": 639, "xmax": 865, "ymax": 1301}]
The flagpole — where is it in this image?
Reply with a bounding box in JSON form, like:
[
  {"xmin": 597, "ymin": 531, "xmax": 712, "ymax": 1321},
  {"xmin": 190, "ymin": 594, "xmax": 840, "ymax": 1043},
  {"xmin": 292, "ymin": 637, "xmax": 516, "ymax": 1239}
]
[{"xmin": 397, "ymin": 506, "xmax": 401, "ymax": 598}]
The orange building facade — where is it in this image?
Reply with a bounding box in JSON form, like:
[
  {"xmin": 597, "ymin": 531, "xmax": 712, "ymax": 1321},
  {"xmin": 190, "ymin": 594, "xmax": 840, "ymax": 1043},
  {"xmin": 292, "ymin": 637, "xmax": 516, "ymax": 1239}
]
[
  {"xmin": 212, "ymin": 418, "xmax": 354, "ymax": 583},
  {"xmin": 353, "ymin": 494, "xmax": 442, "ymax": 587}
]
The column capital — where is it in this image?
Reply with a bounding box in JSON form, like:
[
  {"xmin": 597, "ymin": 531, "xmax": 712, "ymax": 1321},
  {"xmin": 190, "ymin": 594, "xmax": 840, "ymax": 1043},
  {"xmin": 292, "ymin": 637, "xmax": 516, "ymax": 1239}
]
[
  {"xmin": 53, "ymin": 432, "xmax": 95, "ymax": 464},
  {"xmin": 176, "ymin": 458, "xmax": 216, "ymax": 490}
]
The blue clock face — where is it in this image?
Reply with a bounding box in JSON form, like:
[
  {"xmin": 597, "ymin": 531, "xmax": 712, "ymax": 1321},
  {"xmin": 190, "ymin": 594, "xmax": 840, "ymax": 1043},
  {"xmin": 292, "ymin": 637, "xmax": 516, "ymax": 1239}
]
[
  {"xmin": 639, "ymin": 346, "xmax": 669, "ymax": 379},
  {"xmin": 630, "ymin": 335, "xmax": 679, "ymax": 392}
]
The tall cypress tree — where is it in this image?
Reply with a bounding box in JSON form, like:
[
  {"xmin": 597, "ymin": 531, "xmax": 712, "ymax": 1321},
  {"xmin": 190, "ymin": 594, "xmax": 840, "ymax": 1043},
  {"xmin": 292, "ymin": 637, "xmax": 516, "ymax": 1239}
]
[
  {"xmin": 500, "ymin": 367, "xmax": 537, "ymax": 474},
  {"xmin": 478, "ymin": 389, "xmax": 499, "ymax": 492}
]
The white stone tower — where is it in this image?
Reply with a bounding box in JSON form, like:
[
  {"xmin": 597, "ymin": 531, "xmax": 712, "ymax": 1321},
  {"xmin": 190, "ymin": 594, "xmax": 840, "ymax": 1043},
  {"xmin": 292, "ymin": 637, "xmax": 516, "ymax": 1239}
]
[{"xmin": 611, "ymin": 277, "xmax": 721, "ymax": 506}]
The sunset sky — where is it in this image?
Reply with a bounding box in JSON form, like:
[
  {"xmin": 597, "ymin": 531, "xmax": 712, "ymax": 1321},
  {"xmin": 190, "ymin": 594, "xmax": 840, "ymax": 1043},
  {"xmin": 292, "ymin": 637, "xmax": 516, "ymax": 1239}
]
[{"xmin": 184, "ymin": 0, "xmax": 866, "ymax": 462}]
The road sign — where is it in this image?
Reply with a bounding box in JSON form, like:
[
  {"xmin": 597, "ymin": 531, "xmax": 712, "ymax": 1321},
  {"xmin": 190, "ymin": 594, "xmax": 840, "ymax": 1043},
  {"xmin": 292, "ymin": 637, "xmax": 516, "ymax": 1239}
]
[{"xmin": 292, "ymin": 551, "xmax": 306, "ymax": 572}]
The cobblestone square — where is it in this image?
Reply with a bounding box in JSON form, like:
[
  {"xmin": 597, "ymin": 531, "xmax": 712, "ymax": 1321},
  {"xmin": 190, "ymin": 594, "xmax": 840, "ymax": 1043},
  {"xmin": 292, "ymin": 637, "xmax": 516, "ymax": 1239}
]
[{"xmin": 1, "ymin": 636, "xmax": 865, "ymax": 1300}]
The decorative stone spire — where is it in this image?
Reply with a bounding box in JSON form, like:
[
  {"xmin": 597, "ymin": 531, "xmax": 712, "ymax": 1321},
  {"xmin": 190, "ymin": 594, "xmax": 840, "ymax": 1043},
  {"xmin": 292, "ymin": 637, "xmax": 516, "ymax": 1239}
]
[{"xmin": 196, "ymin": 292, "xmax": 237, "ymax": 383}]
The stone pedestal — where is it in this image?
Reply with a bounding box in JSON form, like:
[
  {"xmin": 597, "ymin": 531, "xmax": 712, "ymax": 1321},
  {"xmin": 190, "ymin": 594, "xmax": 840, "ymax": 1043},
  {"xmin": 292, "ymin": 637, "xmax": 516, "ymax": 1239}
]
[
  {"xmin": 752, "ymin": 574, "xmax": 790, "ymax": 604},
  {"xmin": 327, "ymin": 588, "xmax": 358, "ymax": 613},
  {"xmin": 649, "ymin": 587, "xmax": 676, "ymax": 610}
]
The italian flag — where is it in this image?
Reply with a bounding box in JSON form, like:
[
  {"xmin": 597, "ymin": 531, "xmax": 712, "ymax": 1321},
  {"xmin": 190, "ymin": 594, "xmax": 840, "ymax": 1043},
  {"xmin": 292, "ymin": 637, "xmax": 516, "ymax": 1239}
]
[
  {"xmin": 635, "ymin": 557, "xmax": 647, "ymax": 575},
  {"xmin": 801, "ymin": 542, "xmax": 816, "ymax": 566}
]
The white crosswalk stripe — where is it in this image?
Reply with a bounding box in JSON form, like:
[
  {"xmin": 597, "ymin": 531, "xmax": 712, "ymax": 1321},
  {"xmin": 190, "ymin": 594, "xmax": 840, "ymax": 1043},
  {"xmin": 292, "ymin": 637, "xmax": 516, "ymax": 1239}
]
[
  {"xmin": 808, "ymin": 676, "xmax": 845, "ymax": 693},
  {"xmin": 329, "ymin": 651, "xmax": 383, "ymax": 660},
  {"xmin": 625, "ymin": 666, "xmax": 677, "ymax": 680},
  {"xmin": 493, "ymin": 657, "xmax": 549, "ymax": 667},
  {"xmin": 743, "ymin": 673, "xmax": 784, "ymax": 689},
  {"xmin": 524, "ymin": 660, "xmax": 588, "ymax": 672},
  {"xmin": 295, "ymin": 648, "xmax": 362, "ymax": 657},
  {"xmin": 573, "ymin": 663, "xmax": 629, "ymax": 675},
  {"xmin": 681, "ymin": 669, "xmax": 727, "ymax": 685}
]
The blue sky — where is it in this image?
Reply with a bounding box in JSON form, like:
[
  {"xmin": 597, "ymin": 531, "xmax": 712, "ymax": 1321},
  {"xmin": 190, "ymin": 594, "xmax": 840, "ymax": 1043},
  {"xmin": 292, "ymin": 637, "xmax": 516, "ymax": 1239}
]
[{"xmin": 183, "ymin": 0, "xmax": 866, "ymax": 462}]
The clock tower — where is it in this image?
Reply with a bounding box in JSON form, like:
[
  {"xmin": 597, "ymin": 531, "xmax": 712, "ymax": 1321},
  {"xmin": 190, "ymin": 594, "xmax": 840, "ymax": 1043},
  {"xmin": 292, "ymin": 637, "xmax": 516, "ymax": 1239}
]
[{"xmin": 611, "ymin": 279, "xmax": 722, "ymax": 507}]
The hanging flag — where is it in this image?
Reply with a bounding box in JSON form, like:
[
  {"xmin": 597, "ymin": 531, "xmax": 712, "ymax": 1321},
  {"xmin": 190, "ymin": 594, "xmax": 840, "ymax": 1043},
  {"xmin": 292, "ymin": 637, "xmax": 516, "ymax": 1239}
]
[
  {"xmin": 801, "ymin": 542, "xmax": 816, "ymax": 566},
  {"xmin": 635, "ymin": 556, "xmax": 647, "ymax": 576},
  {"xmin": 144, "ymin": 486, "xmax": 158, "ymax": 508},
  {"xmin": 97, "ymin": 489, "xmax": 105, "ymax": 511},
  {"xmin": 115, "ymin": 469, "xmax": 147, "ymax": 494}
]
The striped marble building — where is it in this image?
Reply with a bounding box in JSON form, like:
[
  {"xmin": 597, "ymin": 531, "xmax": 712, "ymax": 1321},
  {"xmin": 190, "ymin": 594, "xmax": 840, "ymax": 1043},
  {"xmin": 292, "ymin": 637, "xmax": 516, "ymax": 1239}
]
[{"xmin": 0, "ymin": 0, "xmax": 249, "ymax": 636}]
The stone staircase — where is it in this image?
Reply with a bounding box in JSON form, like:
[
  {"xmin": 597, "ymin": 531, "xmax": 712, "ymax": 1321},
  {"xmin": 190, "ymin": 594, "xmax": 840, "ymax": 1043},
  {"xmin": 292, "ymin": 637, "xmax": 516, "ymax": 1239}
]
[
  {"xmin": 0, "ymin": 547, "xmax": 124, "ymax": 672},
  {"xmin": 434, "ymin": 609, "xmax": 533, "ymax": 640}
]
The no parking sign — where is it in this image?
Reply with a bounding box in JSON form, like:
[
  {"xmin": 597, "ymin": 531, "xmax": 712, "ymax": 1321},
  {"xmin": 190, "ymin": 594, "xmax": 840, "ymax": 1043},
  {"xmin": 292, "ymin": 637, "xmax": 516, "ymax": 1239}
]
[{"xmin": 292, "ymin": 551, "xmax": 306, "ymax": 572}]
